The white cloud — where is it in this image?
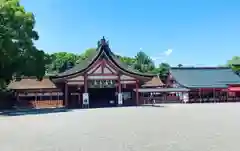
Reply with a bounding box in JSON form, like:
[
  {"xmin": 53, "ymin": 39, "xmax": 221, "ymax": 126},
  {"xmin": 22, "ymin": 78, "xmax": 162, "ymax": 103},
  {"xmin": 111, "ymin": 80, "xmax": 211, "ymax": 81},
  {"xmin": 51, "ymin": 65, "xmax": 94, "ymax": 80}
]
[
  {"xmin": 164, "ymin": 49, "xmax": 173, "ymax": 56},
  {"xmin": 151, "ymin": 49, "xmax": 173, "ymax": 60},
  {"xmin": 150, "ymin": 48, "xmax": 173, "ymax": 66},
  {"xmin": 114, "ymin": 52, "xmax": 122, "ymax": 56}
]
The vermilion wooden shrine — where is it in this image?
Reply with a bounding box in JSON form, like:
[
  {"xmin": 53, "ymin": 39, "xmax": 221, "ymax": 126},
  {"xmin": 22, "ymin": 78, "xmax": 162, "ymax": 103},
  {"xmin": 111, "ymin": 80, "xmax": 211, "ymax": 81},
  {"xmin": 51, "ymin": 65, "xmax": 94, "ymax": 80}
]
[
  {"xmin": 8, "ymin": 37, "xmax": 156, "ymax": 108},
  {"xmin": 7, "ymin": 38, "xmax": 240, "ymax": 109}
]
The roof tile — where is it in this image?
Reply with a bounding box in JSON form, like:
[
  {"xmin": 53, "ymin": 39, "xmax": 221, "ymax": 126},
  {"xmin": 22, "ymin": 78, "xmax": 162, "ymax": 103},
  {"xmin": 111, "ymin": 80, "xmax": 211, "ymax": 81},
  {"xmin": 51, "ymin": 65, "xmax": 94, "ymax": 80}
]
[{"xmin": 170, "ymin": 67, "xmax": 240, "ymax": 88}]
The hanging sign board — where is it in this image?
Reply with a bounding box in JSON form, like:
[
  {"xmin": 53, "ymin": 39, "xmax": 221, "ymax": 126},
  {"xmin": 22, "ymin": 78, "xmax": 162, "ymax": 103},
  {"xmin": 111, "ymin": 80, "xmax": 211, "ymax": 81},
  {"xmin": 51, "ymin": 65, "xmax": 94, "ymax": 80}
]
[{"xmin": 88, "ymin": 80, "xmax": 115, "ymax": 88}]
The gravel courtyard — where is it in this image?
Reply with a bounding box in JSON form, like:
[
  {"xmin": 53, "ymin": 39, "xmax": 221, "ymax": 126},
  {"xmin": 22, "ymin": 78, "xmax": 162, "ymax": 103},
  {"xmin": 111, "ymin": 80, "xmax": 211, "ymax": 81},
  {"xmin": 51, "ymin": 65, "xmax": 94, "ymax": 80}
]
[{"xmin": 1, "ymin": 103, "xmax": 240, "ymax": 151}]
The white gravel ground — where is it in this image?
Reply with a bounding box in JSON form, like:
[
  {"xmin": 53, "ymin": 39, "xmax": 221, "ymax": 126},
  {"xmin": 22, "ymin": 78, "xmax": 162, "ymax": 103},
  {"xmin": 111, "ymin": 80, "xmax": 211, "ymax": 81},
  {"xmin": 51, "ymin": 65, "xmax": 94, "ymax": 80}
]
[{"xmin": 1, "ymin": 103, "xmax": 240, "ymax": 151}]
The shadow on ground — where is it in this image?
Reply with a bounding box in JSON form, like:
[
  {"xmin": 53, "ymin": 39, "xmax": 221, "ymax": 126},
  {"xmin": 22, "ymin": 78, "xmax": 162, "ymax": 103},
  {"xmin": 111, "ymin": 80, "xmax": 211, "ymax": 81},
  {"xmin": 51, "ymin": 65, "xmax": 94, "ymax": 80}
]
[
  {"xmin": 0, "ymin": 108, "xmax": 73, "ymax": 116},
  {"xmin": 141, "ymin": 104, "xmax": 167, "ymax": 108}
]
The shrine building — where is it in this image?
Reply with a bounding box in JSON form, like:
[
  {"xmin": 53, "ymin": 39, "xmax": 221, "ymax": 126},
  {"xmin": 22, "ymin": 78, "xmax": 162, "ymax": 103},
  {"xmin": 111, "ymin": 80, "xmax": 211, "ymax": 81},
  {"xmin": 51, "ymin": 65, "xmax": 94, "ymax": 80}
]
[
  {"xmin": 7, "ymin": 37, "xmax": 240, "ymax": 109},
  {"xmin": 8, "ymin": 37, "xmax": 158, "ymax": 109}
]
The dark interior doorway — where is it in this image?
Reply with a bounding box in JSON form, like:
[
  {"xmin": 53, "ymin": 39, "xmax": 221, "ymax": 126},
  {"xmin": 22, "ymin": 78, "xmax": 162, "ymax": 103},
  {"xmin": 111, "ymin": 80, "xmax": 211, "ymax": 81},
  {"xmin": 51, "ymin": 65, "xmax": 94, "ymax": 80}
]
[{"xmin": 89, "ymin": 88, "xmax": 116, "ymax": 108}]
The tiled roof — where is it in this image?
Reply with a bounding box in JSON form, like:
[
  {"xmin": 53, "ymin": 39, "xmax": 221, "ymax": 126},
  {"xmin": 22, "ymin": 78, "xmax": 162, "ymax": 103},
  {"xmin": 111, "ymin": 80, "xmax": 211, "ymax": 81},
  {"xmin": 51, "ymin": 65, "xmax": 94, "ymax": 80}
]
[
  {"xmin": 170, "ymin": 67, "xmax": 240, "ymax": 88},
  {"xmin": 142, "ymin": 77, "xmax": 165, "ymax": 87},
  {"xmin": 56, "ymin": 50, "xmax": 99, "ymax": 77},
  {"xmin": 54, "ymin": 38, "xmax": 154, "ymax": 78},
  {"xmin": 135, "ymin": 87, "xmax": 190, "ymax": 92},
  {"xmin": 8, "ymin": 77, "xmax": 57, "ymax": 90}
]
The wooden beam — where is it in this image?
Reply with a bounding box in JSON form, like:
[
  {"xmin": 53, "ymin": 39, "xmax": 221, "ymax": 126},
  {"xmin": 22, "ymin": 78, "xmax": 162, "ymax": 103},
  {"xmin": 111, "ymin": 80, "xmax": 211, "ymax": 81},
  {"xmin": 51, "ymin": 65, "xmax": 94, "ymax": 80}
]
[
  {"xmin": 85, "ymin": 60, "xmax": 102, "ymax": 73},
  {"xmin": 88, "ymin": 73, "xmax": 118, "ymax": 76},
  {"xmin": 89, "ymin": 62, "xmax": 102, "ymax": 74},
  {"xmin": 66, "ymin": 80, "xmax": 84, "ymax": 82},
  {"xmin": 101, "ymin": 59, "xmax": 105, "ymax": 74},
  {"xmin": 103, "ymin": 60, "xmax": 116, "ymax": 74},
  {"xmin": 104, "ymin": 60, "xmax": 119, "ymax": 73}
]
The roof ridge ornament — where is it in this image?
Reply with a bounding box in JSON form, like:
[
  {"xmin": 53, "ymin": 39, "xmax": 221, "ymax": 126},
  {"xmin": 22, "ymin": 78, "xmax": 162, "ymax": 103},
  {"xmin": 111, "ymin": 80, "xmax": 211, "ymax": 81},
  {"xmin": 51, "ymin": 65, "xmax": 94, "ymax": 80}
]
[{"xmin": 97, "ymin": 36, "xmax": 109, "ymax": 48}]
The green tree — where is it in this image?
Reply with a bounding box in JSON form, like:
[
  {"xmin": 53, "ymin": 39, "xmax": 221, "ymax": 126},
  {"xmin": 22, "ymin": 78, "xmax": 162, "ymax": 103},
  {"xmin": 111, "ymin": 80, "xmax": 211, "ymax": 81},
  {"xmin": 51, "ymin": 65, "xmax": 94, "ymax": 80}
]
[
  {"xmin": 119, "ymin": 56, "xmax": 136, "ymax": 67},
  {"xmin": 178, "ymin": 64, "xmax": 183, "ymax": 68},
  {"xmin": 152, "ymin": 63, "xmax": 170, "ymax": 79},
  {"xmin": 81, "ymin": 48, "xmax": 96, "ymax": 60},
  {"xmin": 46, "ymin": 52, "xmax": 82, "ymax": 73},
  {"xmin": 0, "ymin": 0, "xmax": 47, "ymax": 87},
  {"xmin": 134, "ymin": 51, "xmax": 155, "ymax": 73},
  {"xmin": 227, "ymin": 56, "xmax": 240, "ymax": 73}
]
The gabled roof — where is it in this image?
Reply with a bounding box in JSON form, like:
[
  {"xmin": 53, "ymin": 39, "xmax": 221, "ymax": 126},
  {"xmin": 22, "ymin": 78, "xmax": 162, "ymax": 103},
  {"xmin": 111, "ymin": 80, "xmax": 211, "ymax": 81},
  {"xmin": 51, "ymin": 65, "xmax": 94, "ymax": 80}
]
[
  {"xmin": 8, "ymin": 77, "xmax": 57, "ymax": 90},
  {"xmin": 142, "ymin": 77, "xmax": 165, "ymax": 87},
  {"xmin": 170, "ymin": 67, "xmax": 240, "ymax": 88},
  {"xmin": 53, "ymin": 37, "xmax": 154, "ymax": 78}
]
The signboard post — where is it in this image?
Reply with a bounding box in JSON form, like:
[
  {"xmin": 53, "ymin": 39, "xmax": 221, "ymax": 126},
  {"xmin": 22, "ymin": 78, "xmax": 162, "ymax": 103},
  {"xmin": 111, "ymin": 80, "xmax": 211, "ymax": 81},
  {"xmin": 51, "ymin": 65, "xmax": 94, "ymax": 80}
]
[
  {"xmin": 82, "ymin": 93, "xmax": 89, "ymax": 108},
  {"xmin": 183, "ymin": 92, "xmax": 189, "ymax": 103},
  {"xmin": 118, "ymin": 93, "xmax": 123, "ymax": 106}
]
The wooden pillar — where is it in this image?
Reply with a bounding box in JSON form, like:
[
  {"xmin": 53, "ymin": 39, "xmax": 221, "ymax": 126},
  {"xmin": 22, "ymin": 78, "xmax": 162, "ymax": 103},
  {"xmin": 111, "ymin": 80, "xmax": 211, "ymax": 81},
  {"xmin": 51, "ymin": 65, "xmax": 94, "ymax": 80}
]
[
  {"xmin": 84, "ymin": 74, "xmax": 88, "ymax": 93},
  {"xmin": 50, "ymin": 91, "xmax": 52, "ymax": 106},
  {"xmin": 65, "ymin": 83, "xmax": 68, "ymax": 107},
  {"xmin": 118, "ymin": 76, "xmax": 121, "ymax": 93},
  {"xmin": 83, "ymin": 74, "xmax": 89, "ymax": 108},
  {"xmin": 16, "ymin": 92, "xmax": 19, "ymax": 107},
  {"xmin": 56, "ymin": 92, "xmax": 59, "ymax": 107},
  {"xmin": 226, "ymin": 90, "xmax": 229, "ymax": 102},
  {"xmin": 199, "ymin": 88, "xmax": 201, "ymax": 103},
  {"xmin": 213, "ymin": 88, "xmax": 215, "ymax": 103},
  {"xmin": 34, "ymin": 92, "xmax": 37, "ymax": 108},
  {"xmin": 117, "ymin": 75, "xmax": 122, "ymax": 106},
  {"xmin": 136, "ymin": 80, "xmax": 139, "ymax": 106}
]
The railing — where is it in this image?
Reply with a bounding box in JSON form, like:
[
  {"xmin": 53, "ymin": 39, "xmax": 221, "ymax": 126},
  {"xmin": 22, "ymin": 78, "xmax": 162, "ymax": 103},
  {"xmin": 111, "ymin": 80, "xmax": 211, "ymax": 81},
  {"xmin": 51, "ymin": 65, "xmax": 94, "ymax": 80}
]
[
  {"xmin": 140, "ymin": 96, "xmax": 240, "ymax": 104},
  {"xmin": 17, "ymin": 100, "xmax": 64, "ymax": 109},
  {"xmin": 140, "ymin": 96, "xmax": 181, "ymax": 104}
]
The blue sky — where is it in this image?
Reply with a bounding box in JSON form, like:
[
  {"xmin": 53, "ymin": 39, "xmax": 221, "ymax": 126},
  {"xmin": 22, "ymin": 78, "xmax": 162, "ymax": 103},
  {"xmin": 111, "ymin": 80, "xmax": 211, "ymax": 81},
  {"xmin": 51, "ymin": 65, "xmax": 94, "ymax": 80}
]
[{"xmin": 20, "ymin": 0, "xmax": 240, "ymax": 66}]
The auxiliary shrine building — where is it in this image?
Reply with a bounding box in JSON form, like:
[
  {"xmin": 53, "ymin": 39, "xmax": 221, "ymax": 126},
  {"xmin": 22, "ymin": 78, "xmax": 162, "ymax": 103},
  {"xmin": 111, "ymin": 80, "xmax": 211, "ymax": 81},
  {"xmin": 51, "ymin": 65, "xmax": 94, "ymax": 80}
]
[{"xmin": 8, "ymin": 38, "xmax": 240, "ymax": 109}]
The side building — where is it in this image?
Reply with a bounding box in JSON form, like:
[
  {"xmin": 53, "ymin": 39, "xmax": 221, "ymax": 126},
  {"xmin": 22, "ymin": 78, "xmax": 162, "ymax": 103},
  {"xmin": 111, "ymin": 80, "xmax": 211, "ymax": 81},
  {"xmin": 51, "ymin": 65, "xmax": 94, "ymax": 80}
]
[{"xmin": 169, "ymin": 67, "xmax": 240, "ymax": 103}]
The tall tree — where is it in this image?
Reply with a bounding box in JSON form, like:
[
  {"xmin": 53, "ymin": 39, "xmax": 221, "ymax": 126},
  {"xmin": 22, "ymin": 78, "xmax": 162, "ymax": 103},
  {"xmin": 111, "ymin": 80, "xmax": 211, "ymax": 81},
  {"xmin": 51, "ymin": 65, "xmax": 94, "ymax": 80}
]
[
  {"xmin": 81, "ymin": 48, "xmax": 96, "ymax": 60},
  {"xmin": 134, "ymin": 51, "xmax": 155, "ymax": 73},
  {"xmin": 46, "ymin": 52, "xmax": 82, "ymax": 73},
  {"xmin": 0, "ymin": 0, "xmax": 47, "ymax": 88},
  {"xmin": 152, "ymin": 63, "xmax": 171, "ymax": 79},
  {"xmin": 119, "ymin": 56, "xmax": 136, "ymax": 67}
]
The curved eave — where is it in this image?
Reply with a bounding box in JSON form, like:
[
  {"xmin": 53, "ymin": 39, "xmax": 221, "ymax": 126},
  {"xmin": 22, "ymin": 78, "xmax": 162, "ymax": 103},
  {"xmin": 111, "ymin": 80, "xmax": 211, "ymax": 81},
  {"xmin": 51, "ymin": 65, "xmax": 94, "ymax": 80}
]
[
  {"xmin": 103, "ymin": 46, "xmax": 155, "ymax": 78},
  {"xmin": 51, "ymin": 47, "xmax": 102, "ymax": 80},
  {"xmin": 51, "ymin": 45, "xmax": 155, "ymax": 81}
]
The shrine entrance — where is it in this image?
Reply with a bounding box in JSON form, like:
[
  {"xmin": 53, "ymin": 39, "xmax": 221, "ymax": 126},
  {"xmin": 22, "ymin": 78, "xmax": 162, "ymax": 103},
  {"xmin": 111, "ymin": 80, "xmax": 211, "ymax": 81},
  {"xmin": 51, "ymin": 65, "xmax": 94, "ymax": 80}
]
[
  {"xmin": 89, "ymin": 88, "xmax": 117, "ymax": 108},
  {"xmin": 88, "ymin": 79, "xmax": 118, "ymax": 108}
]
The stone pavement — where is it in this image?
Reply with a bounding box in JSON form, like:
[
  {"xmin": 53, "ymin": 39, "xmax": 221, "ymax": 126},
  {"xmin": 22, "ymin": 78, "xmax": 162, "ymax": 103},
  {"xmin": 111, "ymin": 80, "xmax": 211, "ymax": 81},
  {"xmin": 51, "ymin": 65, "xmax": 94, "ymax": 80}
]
[{"xmin": 0, "ymin": 103, "xmax": 240, "ymax": 151}]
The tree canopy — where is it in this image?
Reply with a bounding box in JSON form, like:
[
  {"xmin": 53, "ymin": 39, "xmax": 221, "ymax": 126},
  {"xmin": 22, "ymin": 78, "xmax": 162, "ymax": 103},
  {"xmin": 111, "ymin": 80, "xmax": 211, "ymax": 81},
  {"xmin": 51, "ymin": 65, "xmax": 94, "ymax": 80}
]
[
  {"xmin": 227, "ymin": 56, "xmax": 240, "ymax": 73},
  {"xmin": 44, "ymin": 49, "xmax": 171, "ymax": 78},
  {"xmin": 0, "ymin": 0, "xmax": 50, "ymax": 88}
]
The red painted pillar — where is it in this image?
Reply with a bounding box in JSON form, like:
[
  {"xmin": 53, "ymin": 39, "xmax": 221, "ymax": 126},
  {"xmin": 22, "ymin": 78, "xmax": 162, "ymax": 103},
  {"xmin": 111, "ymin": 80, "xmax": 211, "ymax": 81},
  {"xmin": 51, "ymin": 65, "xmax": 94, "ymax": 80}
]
[
  {"xmin": 118, "ymin": 75, "xmax": 121, "ymax": 93},
  {"xmin": 84, "ymin": 74, "xmax": 88, "ymax": 93},
  {"xmin": 64, "ymin": 82, "xmax": 68, "ymax": 107},
  {"xmin": 213, "ymin": 88, "xmax": 215, "ymax": 103},
  {"xmin": 198, "ymin": 88, "xmax": 201, "ymax": 103},
  {"xmin": 136, "ymin": 81, "xmax": 139, "ymax": 105}
]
